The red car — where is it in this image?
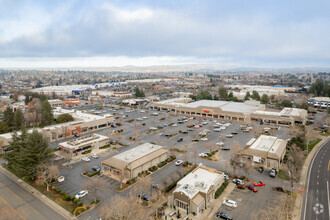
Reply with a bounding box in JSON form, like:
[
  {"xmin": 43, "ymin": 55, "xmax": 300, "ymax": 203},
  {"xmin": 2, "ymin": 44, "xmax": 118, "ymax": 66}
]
[
  {"xmin": 187, "ymin": 125, "xmax": 194, "ymax": 128},
  {"xmin": 253, "ymin": 181, "xmax": 266, "ymax": 186},
  {"xmin": 246, "ymin": 185, "xmax": 258, "ymax": 192},
  {"xmin": 198, "ymin": 124, "xmax": 203, "ymax": 127}
]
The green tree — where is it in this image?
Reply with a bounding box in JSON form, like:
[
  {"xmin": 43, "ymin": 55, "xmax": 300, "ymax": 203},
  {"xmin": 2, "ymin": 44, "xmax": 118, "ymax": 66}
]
[
  {"xmin": 196, "ymin": 91, "xmax": 213, "ymax": 100},
  {"xmin": 14, "ymin": 109, "xmax": 24, "ymax": 130},
  {"xmin": 134, "ymin": 87, "xmax": 145, "ymax": 97},
  {"xmin": 0, "ymin": 121, "xmax": 10, "ymax": 134},
  {"xmin": 251, "ymin": 91, "xmax": 260, "ymax": 101},
  {"xmin": 244, "ymin": 92, "xmax": 251, "ymax": 101},
  {"xmin": 279, "ymin": 100, "xmax": 293, "ymax": 107},
  {"xmin": 218, "ymin": 87, "xmax": 228, "ymax": 100},
  {"xmin": 4, "ymin": 129, "xmax": 52, "ymax": 179},
  {"xmin": 3, "ymin": 106, "xmax": 14, "ymax": 128},
  {"xmin": 41, "ymin": 100, "xmax": 53, "ymax": 125},
  {"xmin": 309, "ymin": 79, "xmax": 330, "ymax": 97},
  {"xmin": 56, "ymin": 114, "xmax": 74, "ymax": 123},
  {"xmin": 260, "ymin": 94, "xmax": 270, "ymax": 104}
]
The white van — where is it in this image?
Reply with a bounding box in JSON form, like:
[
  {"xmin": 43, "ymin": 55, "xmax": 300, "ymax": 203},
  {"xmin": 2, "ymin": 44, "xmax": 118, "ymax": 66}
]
[{"xmin": 223, "ymin": 199, "xmax": 237, "ymax": 208}]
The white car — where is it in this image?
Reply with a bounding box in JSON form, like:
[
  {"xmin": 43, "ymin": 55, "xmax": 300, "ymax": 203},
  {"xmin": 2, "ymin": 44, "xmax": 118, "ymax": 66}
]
[
  {"xmin": 226, "ymin": 134, "xmax": 233, "ymax": 138},
  {"xmin": 171, "ymin": 124, "xmax": 178, "ymax": 127},
  {"xmin": 149, "ymin": 127, "xmax": 157, "ymax": 130},
  {"xmin": 58, "ymin": 176, "xmax": 65, "ymax": 182},
  {"xmin": 202, "ymin": 121, "xmax": 208, "ymax": 125},
  {"xmin": 140, "ymin": 110, "xmax": 145, "ymax": 113},
  {"xmin": 75, "ymin": 190, "xmax": 88, "ymax": 199},
  {"xmin": 217, "ymin": 142, "xmax": 224, "ymax": 146},
  {"xmin": 137, "ymin": 118, "xmax": 143, "ymax": 121},
  {"xmin": 82, "ymin": 157, "xmax": 90, "ymax": 162},
  {"xmin": 175, "ymin": 160, "xmax": 184, "ymax": 166},
  {"xmin": 214, "ymin": 128, "xmax": 221, "ymax": 132},
  {"xmin": 223, "ymin": 199, "xmax": 237, "ymax": 208},
  {"xmin": 199, "ymin": 152, "xmax": 210, "ymax": 157},
  {"xmin": 91, "ymin": 154, "xmax": 99, "ymax": 159},
  {"xmin": 201, "ymin": 137, "xmax": 208, "ymax": 141},
  {"xmin": 194, "ymin": 125, "xmax": 200, "ymax": 128},
  {"xmin": 142, "ymin": 116, "xmax": 148, "ymax": 119}
]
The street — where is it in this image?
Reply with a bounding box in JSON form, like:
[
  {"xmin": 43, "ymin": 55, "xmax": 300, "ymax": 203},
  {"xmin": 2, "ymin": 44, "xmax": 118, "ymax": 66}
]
[
  {"xmin": 302, "ymin": 140, "xmax": 330, "ymax": 220},
  {"xmin": 0, "ymin": 168, "xmax": 66, "ymax": 220}
]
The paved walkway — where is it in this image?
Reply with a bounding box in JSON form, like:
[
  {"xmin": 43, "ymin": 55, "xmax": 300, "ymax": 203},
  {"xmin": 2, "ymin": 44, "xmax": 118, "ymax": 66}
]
[
  {"xmin": 292, "ymin": 136, "xmax": 329, "ymax": 220},
  {"xmin": 0, "ymin": 166, "xmax": 76, "ymax": 220}
]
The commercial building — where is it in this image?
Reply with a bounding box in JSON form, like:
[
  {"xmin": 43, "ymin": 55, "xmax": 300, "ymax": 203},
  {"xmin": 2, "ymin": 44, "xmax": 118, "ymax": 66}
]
[
  {"xmin": 58, "ymin": 134, "xmax": 109, "ymax": 156},
  {"xmin": 168, "ymin": 166, "xmax": 224, "ymax": 215},
  {"xmin": 240, "ymin": 135, "xmax": 287, "ymax": 169},
  {"xmin": 101, "ymin": 143, "xmax": 168, "ymax": 181},
  {"xmin": 48, "ymin": 99, "xmax": 63, "ymax": 107},
  {"xmin": 308, "ymin": 97, "xmax": 330, "ymax": 108},
  {"xmin": 0, "ymin": 108, "xmax": 114, "ymax": 153},
  {"xmin": 149, "ymin": 98, "xmax": 307, "ymax": 125},
  {"xmin": 224, "ymin": 84, "xmax": 297, "ymax": 93}
]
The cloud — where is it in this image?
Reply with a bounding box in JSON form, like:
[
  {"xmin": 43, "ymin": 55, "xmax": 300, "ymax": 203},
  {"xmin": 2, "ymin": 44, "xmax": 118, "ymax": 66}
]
[{"xmin": 0, "ymin": 1, "xmax": 329, "ymax": 67}]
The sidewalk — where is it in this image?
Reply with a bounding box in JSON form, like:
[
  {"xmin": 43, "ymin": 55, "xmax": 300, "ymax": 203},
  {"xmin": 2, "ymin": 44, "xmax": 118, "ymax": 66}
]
[
  {"xmin": 292, "ymin": 137, "xmax": 329, "ymax": 220},
  {"xmin": 0, "ymin": 166, "xmax": 76, "ymax": 220}
]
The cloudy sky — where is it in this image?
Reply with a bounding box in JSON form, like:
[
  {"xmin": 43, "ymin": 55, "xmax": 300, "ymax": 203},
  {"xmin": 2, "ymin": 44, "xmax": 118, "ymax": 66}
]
[{"xmin": 0, "ymin": 0, "xmax": 329, "ymax": 68}]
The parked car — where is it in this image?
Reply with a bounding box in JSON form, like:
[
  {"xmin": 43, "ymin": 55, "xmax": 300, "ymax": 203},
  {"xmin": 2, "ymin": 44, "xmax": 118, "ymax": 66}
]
[
  {"xmin": 217, "ymin": 142, "xmax": 224, "ymax": 146},
  {"xmin": 171, "ymin": 124, "xmax": 178, "ymax": 127},
  {"xmin": 216, "ymin": 211, "xmax": 233, "ymax": 219},
  {"xmin": 92, "ymin": 166, "xmax": 101, "ymax": 172},
  {"xmin": 226, "ymin": 134, "xmax": 233, "ymax": 138},
  {"xmin": 188, "ymin": 128, "xmax": 194, "ymax": 131},
  {"xmin": 138, "ymin": 193, "xmax": 150, "ymax": 201},
  {"xmin": 199, "ymin": 152, "xmax": 210, "ymax": 157},
  {"xmin": 231, "ymin": 132, "xmax": 238, "ymax": 135},
  {"xmin": 91, "ymin": 154, "xmax": 99, "ymax": 159},
  {"xmin": 233, "ymin": 179, "xmax": 244, "ymax": 185},
  {"xmin": 82, "ymin": 157, "xmax": 90, "ymax": 162},
  {"xmin": 75, "ymin": 190, "xmax": 88, "ymax": 199},
  {"xmin": 163, "ymin": 124, "xmax": 168, "ymax": 127},
  {"xmin": 192, "ymin": 139, "xmax": 199, "ymax": 142},
  {"xmin": 221, "ymin": 147, "xmax": 230, "ymax": 151},
  {"xmin": 258, "ymin": 167, "xmax": 264, "ymax": 173},
  {"xmin": 214, "ymin": 128, "xmax": 222, "ymax": 132},
  {"xmin": 58, "ymin": 176, "xmax": 65, "ymax": 182},
  {"xmin": 137, "ymin": 117, "xmax": 143, "ymax": 121},
  {"xmin": 223, "ymin": 200, "xmax": 237, "ymax": 208},
  {"xmin": 270, "ymin": 168, "xmax": 277, "ymax": 177},
  {"xmin": 201, "ymin": 137, "xmax": 208, "ymax": 141},
  {"xmin": 177, "ymin": 137, "xmax": 183, "ymax": 142},
  {"xmin": 53, "ymin": 156, "xmax": 63, "ymax": 161},
  {"xmin": 74, "ymin": 134, "xmax": 80, "ymax": 137},
  {"xmin": 175, "ymin": 160, "xmax": 184, "ymax": 166},
  {"xmin": 254, "ymin": 181, "xmax": 266, "ymax": 186},
  {"xmin": 246, "ymin": 185, "xmax": 258, "ymax": 192},
  {"xmin": 182, "ymin": 131, "xmax": 188, "ymax": 134},
  {"xmin": 187, "ymin": 124, "xmax": 194, "ymax": 128}
]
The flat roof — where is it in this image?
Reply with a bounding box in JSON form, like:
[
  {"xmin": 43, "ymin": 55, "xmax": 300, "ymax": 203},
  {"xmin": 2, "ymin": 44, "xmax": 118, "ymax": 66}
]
[
  {"xmin": 113, "ymin": 143, "xmax": 164, "ymax": 163},
  {"xmin": 310, "ymin": 97, "xmax": 330, "ymax": 102},
  {"xmin": 250, "ymin": 135, "xmax": 278, "ymax": 152},
  {"xmin": 174, "ymin": 167, "xmax": 223, "ymax": 199},
  {"xmin": 59, "ymin": 134, "xmax": 108, "ymax": 149}
]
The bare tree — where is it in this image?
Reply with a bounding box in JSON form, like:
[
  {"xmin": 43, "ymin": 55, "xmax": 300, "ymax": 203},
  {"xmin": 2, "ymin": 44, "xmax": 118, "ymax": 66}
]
[
  {"xmin": 36, "ymin": 164, "xmax": 59, "ymax": 191},
  {"xmin": 230, "ymin": 141, "xmax": 241, "ymax": 176},
  {"xmin": 82, "ymin": 177, "xmax": 108, "ymax": 203}
]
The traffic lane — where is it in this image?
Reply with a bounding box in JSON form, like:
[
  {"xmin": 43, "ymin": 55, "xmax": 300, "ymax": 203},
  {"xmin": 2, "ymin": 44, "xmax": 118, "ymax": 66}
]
[
  {"xmin": 304, "ymin": 140, "xmax": 330, "ymax": 220},
  {"xmin": 0, "ymin": 170, "xmax": 66, "ymax": 220}
]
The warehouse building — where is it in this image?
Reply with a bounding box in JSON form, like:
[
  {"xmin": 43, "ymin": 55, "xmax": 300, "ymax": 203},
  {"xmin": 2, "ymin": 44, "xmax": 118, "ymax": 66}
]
[
  {"xmin": 58, "ymin": 134, "xmax": 109, "ymax": 157},
  {"xmin": 168, "ymin": 166, "xmax": 224, "ymax": 216},
  {"xmin": 240, "ymin": 135, "xmax": 287, "ymax": 169},
  {"xmin": 149, "ymin": 98, "xmax": 307, "ymax": 125},
  {"xmin": 101, "ymin": 143, "xmax": 168, "ymax": 181}
]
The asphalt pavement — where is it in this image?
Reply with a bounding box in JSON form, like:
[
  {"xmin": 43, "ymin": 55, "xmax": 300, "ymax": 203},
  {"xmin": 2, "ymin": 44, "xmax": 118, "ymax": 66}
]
[
  {"xmin": 302, "ymin": 140, "xmax": 330, "ymax": 220},
  {"xmin": 0, "ymin": 168, "xmax": 66, "ymax": 220}
]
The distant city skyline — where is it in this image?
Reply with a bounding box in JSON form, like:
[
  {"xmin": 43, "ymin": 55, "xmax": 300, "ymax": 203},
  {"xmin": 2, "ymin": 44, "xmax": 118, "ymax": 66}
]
[{"xmin": 1, "ymin": 0, "xmax": 330, "ymax": 68}]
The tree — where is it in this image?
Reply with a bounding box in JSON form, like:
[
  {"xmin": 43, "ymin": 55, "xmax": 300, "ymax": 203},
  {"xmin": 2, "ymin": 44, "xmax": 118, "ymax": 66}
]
[
  {"xmin": 260, "ymin": 94, "xmax": 269, "ymax": 104},
  {"xmin": 309, "ymin": 78, "xmax": 330, "ymax": 97},
  {"xmin": 279, "ymin": 99, "xmax": 293, "ymax": 107},
  {"xmin": 3, "ymin": 106, "xmax": 14, "ymax": 128},
  {"xmin": 135, "ymin": 87, "xmax": 145, "ymax": 98},
  {"xmin": 251, "ymin": 91, "xmax": 260, "ymax": 101},
  {"xmin": 36, "ymin": 164, "xmax": 59, "ymax": 191},
  {"xmin": 244, "ymin": 91, "xmax": 251, "ymax": 100},
  {"xmin": 196, "ymin": 91, "xmax": 213, "ymax": 100},
  {"xmin": 14, "ymin": 109, "xmax": 24, "ymax": 130},
  {"xmin": 82, "ymin": 177, "xmax": 108, "ymax": 203},
  {"xmin": 0, "ymin": 121, "xmax": 10, "ymax": 134},
  {"xmin": 4, "ymin": 129, "xmax": 52, "ymax": 179},
  {"xmin": 56, "ymin": 114, "xmax": 74, "ymax": 123},
  {"xmin": 230, "ymin": 141, "xmax": 241, "ymax": 176},
  {"xmin": 218, "ymin": 87, "xmax": 228, "ymax": 100},
  {"xmin": 41, "ymin": 100, "xmax": 53, "ymax": 125}
]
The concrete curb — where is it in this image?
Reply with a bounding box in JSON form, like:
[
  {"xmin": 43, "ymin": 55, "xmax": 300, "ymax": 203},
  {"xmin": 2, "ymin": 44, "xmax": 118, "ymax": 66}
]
[
  {"xmin": 0, "ymin": 166, "xmax": 77, "ymax": 220},
  {"xmin": 293, "ymin": 137, "xmax": 329, "ymax": 220}
]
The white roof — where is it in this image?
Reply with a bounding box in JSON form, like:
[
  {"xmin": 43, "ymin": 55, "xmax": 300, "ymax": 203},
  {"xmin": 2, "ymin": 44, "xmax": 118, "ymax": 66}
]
[
  {"xmin": 280, "ymin": 108, "xmax": 304, "ymax": 117},
  {"xmin": 59, "ymin": 134, "xmax": 108, "ymax": 149},
  {"xmin": 113, "ymin": 143, "xmax": 164, "ymax": 162},
  {"xmin": 311, "ymin": 97, "xmax": 330, "ymax": 102},
  {"xmin": 174, "ymin": 167, "xmax": 223, "ymax": 199},
  {"xmin": 249, "ymin": 135, "xmax": 284, "ymax": 153}
]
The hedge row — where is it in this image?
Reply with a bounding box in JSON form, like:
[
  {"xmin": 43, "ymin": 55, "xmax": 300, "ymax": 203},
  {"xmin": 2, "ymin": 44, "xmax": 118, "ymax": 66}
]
[
  {"xmin": 88, "ymin": 170, "xmax": 101, "ymax": 177},
  {"xmin": 215, "ymin": 182, "xmax": 229, "ymax": 199}
]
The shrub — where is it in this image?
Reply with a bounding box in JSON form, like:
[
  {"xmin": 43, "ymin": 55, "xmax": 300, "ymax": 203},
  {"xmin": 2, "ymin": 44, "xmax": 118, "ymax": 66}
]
[
  {"xmin": 74, "ymin": 199, "xmax": 80, "ymax": 204},
  {"xmin": 157, "ymin": 161, "xmax": 167, "ymax": 168},
  {"xmin": 182, "ymin": 161, "xmax": 189, "ymax": 167},
  {"xmin": 88, "ymin": 170, "xmax": 101, "ymax": 177},
  {"xmin": 77, "ymin": 201, "xmax": 83, "ymax": 206},
  {"xmin": 99, "ymin": 144, "xmax": 111, "ymax": 149},
  {"xmin": 70, "ymin": 195, "xmax": 75, "ymax": 201},
  {"xmin": 148, "ymin": 166, "xmax": 158, "ymax": 172},
  {"xmin": 142, "ymin": 123, "xmax": 146, "ymax": 126},
  {"xmin": 54, "ymin": 187, "xmax": 61, "ymax": 193},
  {"xmin": 82, "ymin": 149, "xmax": 92, "ymax": 154},
  {"xmin": 215, "ymin": 182, "xmax": 229, "ymax": 199},
  {"xmin": 126, "ymin": 177, "xmax": 137, "ymax": 184},
  {"xmin": 62, "ymin": 194, "xmax": 71, "ymax": 201},
  {"xmin": 117, "ymin": 187, "xmax": 122, "ymax": 191}
]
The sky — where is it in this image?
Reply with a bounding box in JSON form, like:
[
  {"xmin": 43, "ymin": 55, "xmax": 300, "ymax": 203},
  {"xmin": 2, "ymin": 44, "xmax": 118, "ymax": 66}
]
[{"xmin": 0, "ymin": 0, "xmax": 330, "ymax": 68}]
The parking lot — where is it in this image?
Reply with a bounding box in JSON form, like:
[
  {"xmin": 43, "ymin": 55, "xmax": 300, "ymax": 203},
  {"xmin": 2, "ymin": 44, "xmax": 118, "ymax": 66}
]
[{"xmin": 50, "ymin": 105, "xmax": 293, "ymax": 219}]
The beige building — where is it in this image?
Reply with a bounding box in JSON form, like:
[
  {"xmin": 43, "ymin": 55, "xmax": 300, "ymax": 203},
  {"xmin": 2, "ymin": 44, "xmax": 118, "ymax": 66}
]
[
  {"xmin": 240, "ymin": 135, "xmax": 287, "ymax": 169},
  {"xmin": 168, "ymin": 166, "xmax": 224, "ymax": 216},
  {"xmin": 101, "ymin": 143, "xmax": 168, "ymax": 181},
  {"xmin": 149, "ymin": 98, "xmax": 307, "ymax": 125},
  {"xmin": 48, "ymin": 99, "xmax": 63, "ymax": 107},
  {"xmin": 59, "ymin": 134, "xmax": 109, "ymax": 156}
]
